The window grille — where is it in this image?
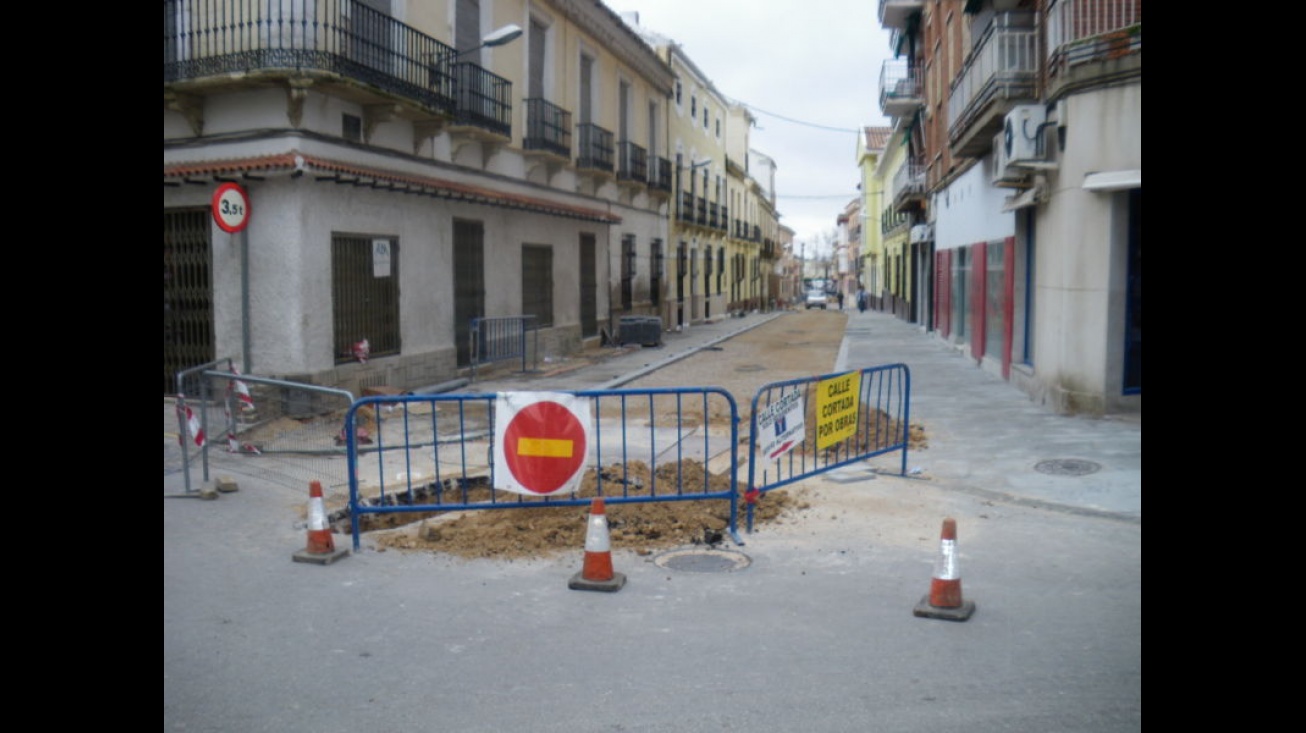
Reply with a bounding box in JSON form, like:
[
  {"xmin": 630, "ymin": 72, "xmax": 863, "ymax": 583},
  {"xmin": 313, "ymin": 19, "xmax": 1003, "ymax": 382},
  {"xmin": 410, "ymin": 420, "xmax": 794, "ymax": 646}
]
[{"xmin": 332, "ymin": 234, "xmax": 400, "ymax": 364}]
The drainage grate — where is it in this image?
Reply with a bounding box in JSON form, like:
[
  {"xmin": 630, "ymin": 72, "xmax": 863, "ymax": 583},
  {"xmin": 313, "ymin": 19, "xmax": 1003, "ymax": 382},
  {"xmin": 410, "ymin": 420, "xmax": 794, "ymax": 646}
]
[
  {"xmin": 734, "ymin": 364, "xmax": 766, "ymax": 372},
  {"xmin": 1034, "ymin": 459, "xmax": 1101, "ymax": 476},
  {"xmin": 652, "ymin": 548, "xmax": 752, "ymax": 573}
]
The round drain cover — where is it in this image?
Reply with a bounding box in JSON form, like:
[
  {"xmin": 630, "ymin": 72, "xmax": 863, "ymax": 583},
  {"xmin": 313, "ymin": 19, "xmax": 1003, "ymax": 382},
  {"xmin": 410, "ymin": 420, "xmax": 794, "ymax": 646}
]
[
  {"xmin": 653, "ymin": 548, "xmax": 752, "ymax": 573},
  {"xmin": 1034, "ymin": 459, "xmax": 1101, "ymax": 476}
]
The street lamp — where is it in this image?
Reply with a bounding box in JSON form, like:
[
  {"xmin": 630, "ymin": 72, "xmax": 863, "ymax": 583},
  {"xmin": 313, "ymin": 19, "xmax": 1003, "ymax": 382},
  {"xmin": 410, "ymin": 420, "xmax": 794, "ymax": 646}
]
[
  {"xmin": 449, "ymin": 23, "xmax": 523, "ymax": 61},
  {"xmin": 477, "ymin": 23, "xmax": 523, "ymax": 50}
]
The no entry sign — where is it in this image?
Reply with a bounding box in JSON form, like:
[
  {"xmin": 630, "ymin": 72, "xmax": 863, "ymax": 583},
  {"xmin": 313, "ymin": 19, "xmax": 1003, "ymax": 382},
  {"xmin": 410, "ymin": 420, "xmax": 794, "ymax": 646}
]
[{"xmin": 493, "ymin": 392, "xmax": 593, "ymax": 496}]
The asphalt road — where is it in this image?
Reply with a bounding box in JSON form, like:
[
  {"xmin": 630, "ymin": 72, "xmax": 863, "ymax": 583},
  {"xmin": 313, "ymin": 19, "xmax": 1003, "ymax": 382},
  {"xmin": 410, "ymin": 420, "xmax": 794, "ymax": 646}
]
[{"xmin": 164, "ymin": 309, "xmax": 1141, "ymax": 732}]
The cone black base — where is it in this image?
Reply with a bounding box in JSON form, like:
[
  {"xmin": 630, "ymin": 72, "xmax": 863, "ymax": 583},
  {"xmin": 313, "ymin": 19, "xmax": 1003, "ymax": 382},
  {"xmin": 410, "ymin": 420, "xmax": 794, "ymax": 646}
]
[
  {"xmin": 568, "ymin": 571, "xmax": 626, "ymax": 592},
  {"xmin": 912, "ymin": 595, "xmax": 975, "ymax": 621},
  {"xmin": 292, "ymin": 547, "xmax": 351, "ymax": 565}
]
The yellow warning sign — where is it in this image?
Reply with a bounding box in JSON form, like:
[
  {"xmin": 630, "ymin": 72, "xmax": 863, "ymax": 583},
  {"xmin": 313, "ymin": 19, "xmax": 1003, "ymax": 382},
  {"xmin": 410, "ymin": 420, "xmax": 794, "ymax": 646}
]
[{"xmin": 815, "ymin": 372, "xmax": 860, "ymax": 450}]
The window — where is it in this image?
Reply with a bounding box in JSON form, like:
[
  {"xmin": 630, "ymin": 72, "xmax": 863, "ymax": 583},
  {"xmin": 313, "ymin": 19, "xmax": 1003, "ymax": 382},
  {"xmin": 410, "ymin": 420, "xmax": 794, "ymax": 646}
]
[
  {"xmin": 522, "ymin": 244, "xmax": 553, "ymax": 327},
  {"xmin": 675, "ymin": 81, "xmax": 681, "ymax": 107},
  {"xmin": 343, "ymin": 113, "xmax": 362, "ymax": 142},
  {"xmin": 703, "ymin": 105, "xmax": 708, "ymax": 129},
  {"xmin": 332, "ymin": 234, "xmax": 400, "ymax": 364},
  {"xmin": 691, "ymin": 95, "xmax": 696, "ymax": 118},
  {"xmin": 984, "ymin": 241, "xmax": 1004, "ymax": 361},
  {"xmin": 621, "ymin": 234, "xmax": 636, "ymax": 311},
  {"xmin": 952, "ymin": 247, "xmax": 968, "ymax": 341},
  {"xmin": 650, "ymin": 239, "xmax": 663, "ymax": 307}
]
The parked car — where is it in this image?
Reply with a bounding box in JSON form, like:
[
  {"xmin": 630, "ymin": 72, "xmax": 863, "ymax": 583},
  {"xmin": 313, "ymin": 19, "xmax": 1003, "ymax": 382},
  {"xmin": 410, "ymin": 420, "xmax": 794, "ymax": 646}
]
[{"xmin": 805, "ymin": 288, "xmax": 828, "ymax": 310}]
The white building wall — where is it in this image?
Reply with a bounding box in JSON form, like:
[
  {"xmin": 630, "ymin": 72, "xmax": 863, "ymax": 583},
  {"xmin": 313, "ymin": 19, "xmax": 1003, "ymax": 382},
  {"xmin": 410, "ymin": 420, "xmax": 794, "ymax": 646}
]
[
  {"xmin": 1026, "ymin": 82, "xmax": 1141, "ymax": 414},
  {"xmin": 933, "ymin": 161, "xmax": 1014, "ymax": 251}
]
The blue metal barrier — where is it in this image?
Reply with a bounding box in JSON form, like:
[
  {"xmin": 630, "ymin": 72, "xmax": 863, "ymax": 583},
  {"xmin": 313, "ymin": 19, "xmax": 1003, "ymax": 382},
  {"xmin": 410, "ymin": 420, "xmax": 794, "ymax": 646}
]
[
  {"xmin": 744, "ymin": 364, "xmax": 912, "ymax": 532},
  {"xmin": 342, "ymin": 386, "xmax": 742, "ymax": 550},
  {"xmin": 470, "ymin": 315, "xmax": 538, "ymax": 378}
]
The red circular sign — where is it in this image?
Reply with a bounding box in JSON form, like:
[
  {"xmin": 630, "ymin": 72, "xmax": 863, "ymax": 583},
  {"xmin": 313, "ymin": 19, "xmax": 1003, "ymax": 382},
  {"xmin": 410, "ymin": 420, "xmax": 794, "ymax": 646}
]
[
  {"xmin": 212, "ymin": 182, "xmax": 251, "ymax": 233},
  {"xmin": 502, "ymin": 400, "xmax": 588, "ymax": 495}
]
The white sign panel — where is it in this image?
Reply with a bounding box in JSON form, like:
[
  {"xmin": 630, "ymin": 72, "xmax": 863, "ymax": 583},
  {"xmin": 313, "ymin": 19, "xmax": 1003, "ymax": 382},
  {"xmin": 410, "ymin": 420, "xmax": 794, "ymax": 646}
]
[
  {"xmin": 755, "ymin": 390, "xmax": 805, "ymax": 461},
  {"xmin": 372, "ymin": 239, "xmax": 392, "ymax": 277}
]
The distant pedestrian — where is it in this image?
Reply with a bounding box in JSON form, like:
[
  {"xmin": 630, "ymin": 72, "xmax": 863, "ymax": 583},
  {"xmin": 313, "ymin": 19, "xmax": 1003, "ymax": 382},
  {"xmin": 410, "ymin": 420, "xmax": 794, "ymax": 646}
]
[
  {"xmin": 856, "ymin": 287, "xmax": 867, "ymax": 313},
  {"xmin": 836, "ymin": 291, "xmax": 844, "ymax": 310}
]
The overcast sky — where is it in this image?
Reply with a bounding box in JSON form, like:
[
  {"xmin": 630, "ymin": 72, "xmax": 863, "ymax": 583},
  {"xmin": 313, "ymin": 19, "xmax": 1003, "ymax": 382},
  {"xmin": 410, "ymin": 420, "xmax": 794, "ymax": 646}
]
[{"xmin": 603, "ymin": 0, "xmax": 895, "ymax": 255}]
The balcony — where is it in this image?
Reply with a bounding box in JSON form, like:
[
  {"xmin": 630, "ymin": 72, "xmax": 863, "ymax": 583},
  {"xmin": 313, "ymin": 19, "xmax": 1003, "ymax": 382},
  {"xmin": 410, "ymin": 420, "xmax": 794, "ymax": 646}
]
[
  {"xmin": 647, "ymin": 156, "xmax": 673, "ymax": 195},
  {"xmin": 879, "ymin": 0, "xmax": 924, "ymax": 29},
  {"xmin": 451, "ymin": 61, "xmax": 511, "ymax": 140},
  {"xmin": 891, "ymin": 160, "xmax": 926, "ymax": 211},
  {"xmin": 946, "ymin": 11, "xmax": 1039, "ymax": 158},
  {"xmin": 678, "ymin": 192, "xmax": 695, "ymax": 223},
  {"xmin": 881, "ymin": 206, "xmax": 910, "ymax": 237},
  {"xmin": 522, "ymin": 98, "xmax": 571, "ymax": 159},
  {"xmin": 617, "ymin": 141, "xmax": 648, "ymax": 185},
  {"xmin": 1046, "ymin": 0, "xmax": 1142, "ymax": 99},
  {"xmin": 879, "ymin": 60, "xmax": 923, "ymax": 119},
  {"xmin": 576, "ymin": 123, "xmax": 614, "ymax": 174},
  {"xmin": 164, "ymin": 0, "xmax": 458, "ymax": 134}
]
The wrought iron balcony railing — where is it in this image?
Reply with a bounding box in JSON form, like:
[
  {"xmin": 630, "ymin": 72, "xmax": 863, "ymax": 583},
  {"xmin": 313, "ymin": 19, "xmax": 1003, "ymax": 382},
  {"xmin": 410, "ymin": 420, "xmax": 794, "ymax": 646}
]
[
  {"xmin": 576, "ymin": 123, "xmax": 614, "ymax": 173},
  {"xmin": 879, "ymin": 59, "xmax": 923, "ymax": 118},
  {"xmin": 522, "ymin": 98, "xmax": 571, "ymax": 157},
  {"xmin": 678, "ymin": 192, "xmax": 695, "ymax": 223},
  {"xmin": 1046, "ymin": 0, "xmax": 1142, "ymax": 77},
  {"xmin": 617, "ymin": 141, "xmax": 648, "ymax": 183},
  {"xmin": 891, "ymin": 160, "xmax": 926, "ymax": 206},
  {"xmin": 881, "ymin": 206, "xmax": 910, "ymax": 236},
  {"xmin": 946, "ymin": 11, "xmax": 1038, "ymax": 144},
  {"xmin": 648, "ymin": 156, "xmax": 673, "ymax": 192},
  {"xmin": 453, "ymin": 61, "xmax": 511, "ymax": 137},
  {"xmin": 164, "ymin": 0, "xmax": 458, "ymax": 118}
]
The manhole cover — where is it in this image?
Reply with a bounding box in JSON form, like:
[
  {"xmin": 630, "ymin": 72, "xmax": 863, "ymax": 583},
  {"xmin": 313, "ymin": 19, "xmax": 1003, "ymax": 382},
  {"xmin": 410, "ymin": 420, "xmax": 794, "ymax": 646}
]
[
  {"xmin": 652, "ymin": 548, "xmax": 752, "ymax": 573},
  {"xmin": 1034, "ymin": 459, "xmax": 1101, "ymax": 476}
]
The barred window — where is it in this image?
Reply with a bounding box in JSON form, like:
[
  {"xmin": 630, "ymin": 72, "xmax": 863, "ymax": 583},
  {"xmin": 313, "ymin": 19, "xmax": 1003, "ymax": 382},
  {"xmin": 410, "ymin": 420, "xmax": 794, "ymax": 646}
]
[
  {"xmin": 522, "ymin": 244, "xmax": 554, "ymax": 327},
  {"xmin": 621, "ymin": 235, "xmax": 636, "ymax": 311},
  {"xmin": 650, "ymin": 239, "xmax": 663, "ymax": 307},
  {"xmin": 332, "ymin": 234, "xmax": 400, "ymax": 364}
]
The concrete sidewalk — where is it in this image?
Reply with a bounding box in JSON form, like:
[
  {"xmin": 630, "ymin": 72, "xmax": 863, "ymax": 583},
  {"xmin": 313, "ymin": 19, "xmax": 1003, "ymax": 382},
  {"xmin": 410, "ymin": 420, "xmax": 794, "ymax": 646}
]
[
  {"xmin": 166, "ymin": 306, "xmax": 1141, "ymax": 522},
  {"xmin": 468, "ymin": 306, "xmax": 1141, "ymax": 522}
]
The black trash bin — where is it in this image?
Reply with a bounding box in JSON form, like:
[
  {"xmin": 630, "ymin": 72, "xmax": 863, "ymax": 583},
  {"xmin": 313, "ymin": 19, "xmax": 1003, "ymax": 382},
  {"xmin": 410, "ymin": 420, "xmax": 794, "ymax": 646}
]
[{"xmin": 619, "ymin": 316, "xmax": 663, "ymax": 347}]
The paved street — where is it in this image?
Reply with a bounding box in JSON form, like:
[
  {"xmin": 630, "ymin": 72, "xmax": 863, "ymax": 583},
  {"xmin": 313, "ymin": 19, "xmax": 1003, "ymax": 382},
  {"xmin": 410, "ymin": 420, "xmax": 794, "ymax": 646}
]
[{"xmin": 164, "ymin": 309, "xmax": 1141, "ymax": 732}]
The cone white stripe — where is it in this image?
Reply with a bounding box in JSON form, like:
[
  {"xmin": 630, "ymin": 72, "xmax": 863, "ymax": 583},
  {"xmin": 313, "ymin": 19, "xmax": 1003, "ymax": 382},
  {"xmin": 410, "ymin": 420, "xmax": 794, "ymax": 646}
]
[
  {"xmin": 933, "ymin": 539, "xmax": 959, "ymax": 580},
  {"xmin": 308, "ymin": 497, "xmax": 329, "ymax": 531},
  {"xmin": 584, "ymin": 514, "xmax": 611, "ymax": 552}
]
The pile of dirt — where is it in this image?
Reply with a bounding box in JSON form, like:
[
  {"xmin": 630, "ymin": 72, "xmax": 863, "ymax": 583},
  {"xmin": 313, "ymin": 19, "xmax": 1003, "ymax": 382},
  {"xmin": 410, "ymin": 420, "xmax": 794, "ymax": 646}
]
[
  {"xmin": 355, "ymin": 309, "xmax": 926, "ymax": 560},
  {"xmin": 369, "ymin": 461, "xmax": 803, "ymax": 560}
]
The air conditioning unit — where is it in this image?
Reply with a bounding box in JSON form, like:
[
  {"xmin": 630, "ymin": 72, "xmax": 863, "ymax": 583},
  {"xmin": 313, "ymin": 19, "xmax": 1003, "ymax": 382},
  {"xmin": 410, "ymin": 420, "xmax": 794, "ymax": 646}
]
[
  {"xmin": 1003, "ymin": 104, "xmax": 1047, "ymax": 165},
  {"xmin": 991, "ymin": 132, "xmax": 1027, "ymax": 187}
]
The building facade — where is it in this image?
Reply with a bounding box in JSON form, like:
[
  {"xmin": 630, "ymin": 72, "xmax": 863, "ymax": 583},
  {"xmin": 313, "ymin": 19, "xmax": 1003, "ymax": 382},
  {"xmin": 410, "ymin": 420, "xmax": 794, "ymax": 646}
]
[
  {"xmin": 877, "ymin": 0, "xmax": 1140, "ymax": 415},
  {"xmin": 164, "ymin": 0, "xmax": 676, "ymax": 395}
]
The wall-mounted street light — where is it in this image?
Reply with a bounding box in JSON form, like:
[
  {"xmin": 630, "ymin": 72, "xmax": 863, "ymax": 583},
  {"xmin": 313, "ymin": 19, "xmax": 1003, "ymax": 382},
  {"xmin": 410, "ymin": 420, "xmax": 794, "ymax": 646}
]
[
  {"xmin": 479, "ymin": 24, "xmax": 523, "ymax": 49},
  {"xmin": 450, "ymin": 23, "xmax": 523, "ymax": 61}
]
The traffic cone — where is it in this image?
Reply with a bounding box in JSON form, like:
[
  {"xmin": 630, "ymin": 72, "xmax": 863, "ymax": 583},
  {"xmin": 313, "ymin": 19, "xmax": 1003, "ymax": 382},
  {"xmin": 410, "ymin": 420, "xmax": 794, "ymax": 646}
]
[
  {"xmin": 913, "ymin": 517, "xmax": 975, "ymax": 621},
  {"xmin": 292, "ymin": 481, "xmax": 350, "ymax": 565},
  {"xmin": 568, "ymin": 497, "xmax": 626, "ymax": 592}
]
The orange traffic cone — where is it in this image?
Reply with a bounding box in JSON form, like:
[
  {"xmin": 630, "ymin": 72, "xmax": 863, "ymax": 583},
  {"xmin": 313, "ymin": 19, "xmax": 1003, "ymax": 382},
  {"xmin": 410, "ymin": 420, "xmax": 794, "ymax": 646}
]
[
  {"xmin": 292, "ymin": 481, "xmax": 350, "ymax": 565},
  {"xmin": 568, "ymin": 497, "xmax": 626, "ymax": 592},
  {"xmin": 913, "ymin": 517, "xmax": 975, "ymax": 621}
]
